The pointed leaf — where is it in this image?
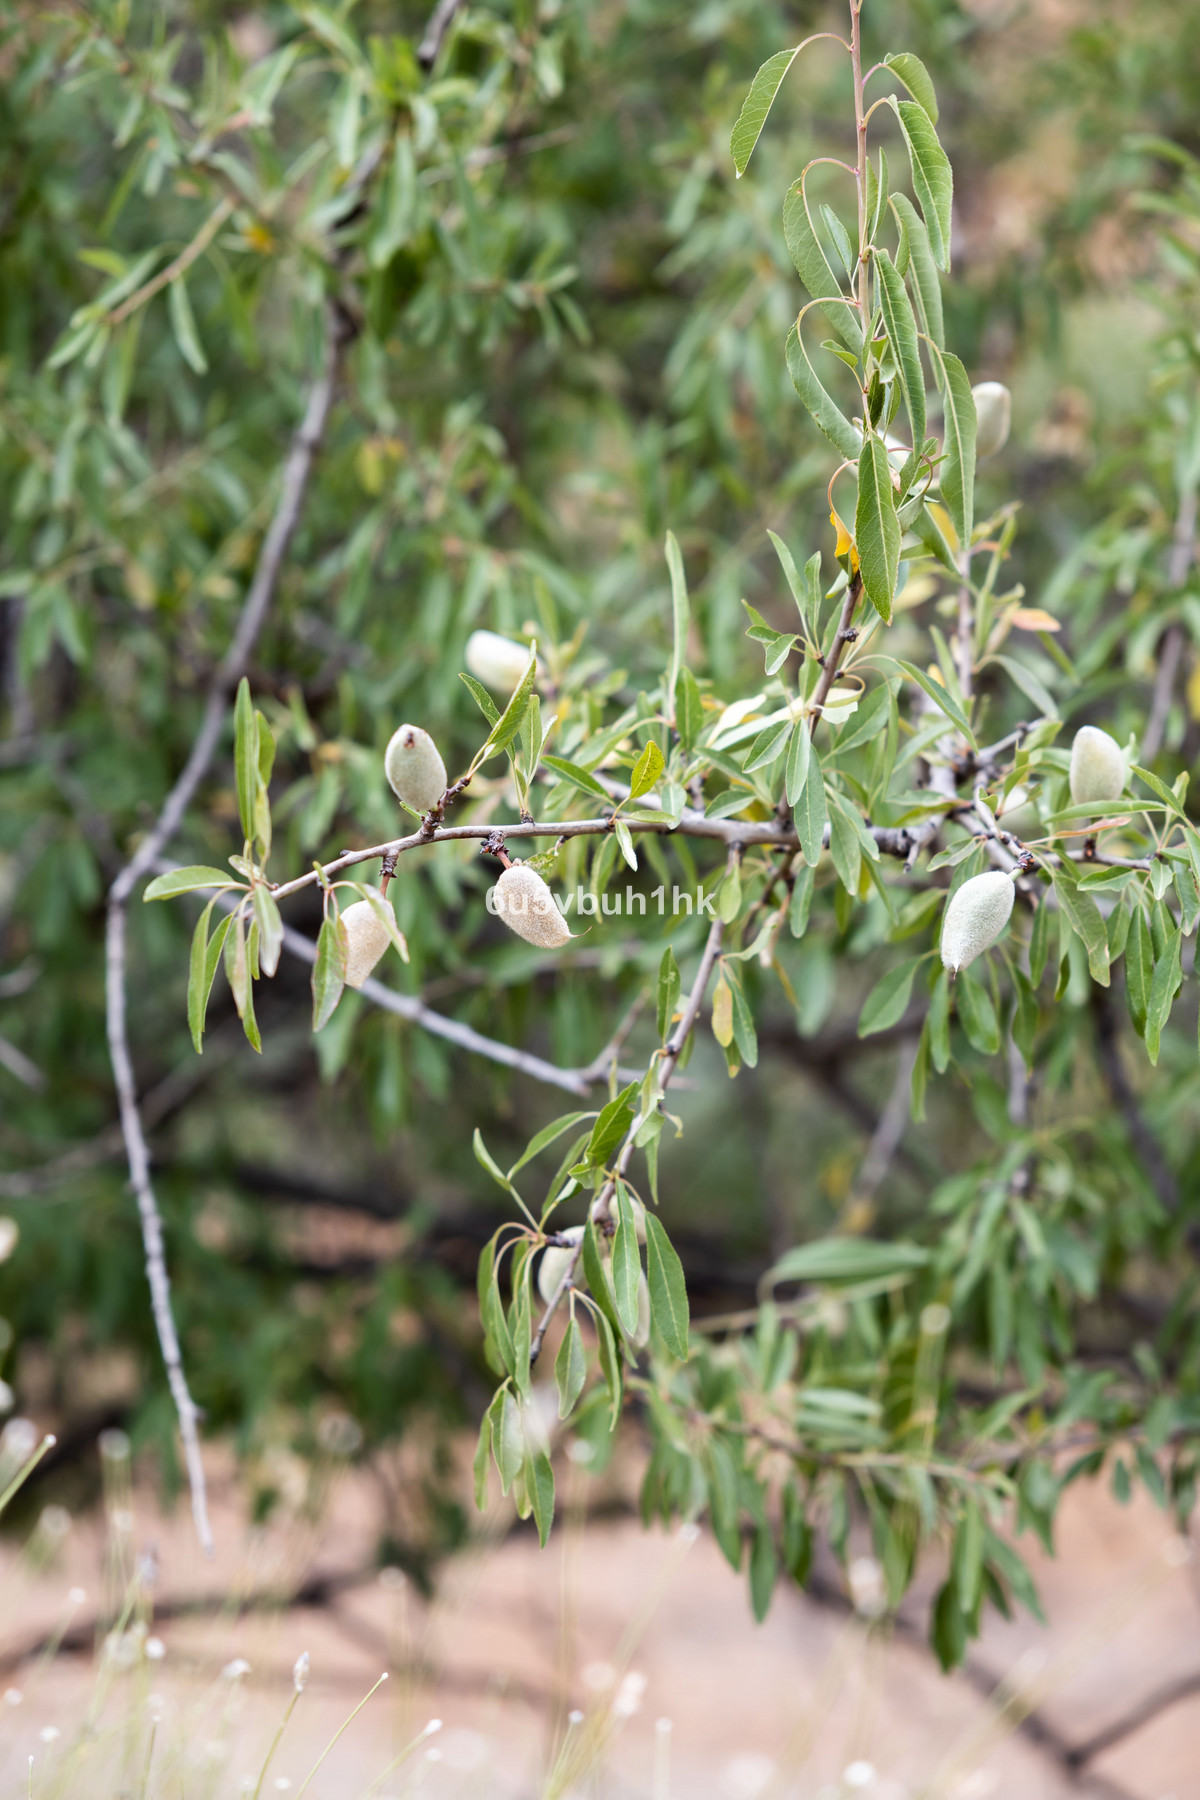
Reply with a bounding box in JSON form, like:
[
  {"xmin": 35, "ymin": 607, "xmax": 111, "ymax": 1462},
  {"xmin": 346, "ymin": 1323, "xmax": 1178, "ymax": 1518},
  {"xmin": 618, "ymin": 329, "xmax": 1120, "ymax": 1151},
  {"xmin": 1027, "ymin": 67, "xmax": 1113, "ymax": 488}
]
[
  {"xmin": 874, "ymin": 249, "xmax": 926, "ymax": 449},
  {"xmin": 856, "ymin": 436, "xmax": 901, "ymax": 623},
  {"xmin": 645, "ymin": 1213, "xmax": 689, "ymax": 1360},
  {"xmin": 731, "ymin": 46, "xmax": 804, "ymax": 176},
  {"xmin": 894, "ymin": 99, "xmax": 953, "ymax": 270},
  {"xmin": 786, "ymin": 321, "xmax": 862, "ymax": 462}
]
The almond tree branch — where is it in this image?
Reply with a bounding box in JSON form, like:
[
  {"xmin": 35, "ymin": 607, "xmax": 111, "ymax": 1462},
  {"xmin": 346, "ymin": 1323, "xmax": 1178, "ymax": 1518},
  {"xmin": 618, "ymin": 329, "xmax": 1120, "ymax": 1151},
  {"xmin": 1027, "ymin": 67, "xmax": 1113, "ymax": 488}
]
[
  {"xmin": 528, "ymin": 852, "xmax": 734, "ymax": 1364},
  {"xmin": 104, "ymin": 307, "xmax": 346, "ymax": 1556}
]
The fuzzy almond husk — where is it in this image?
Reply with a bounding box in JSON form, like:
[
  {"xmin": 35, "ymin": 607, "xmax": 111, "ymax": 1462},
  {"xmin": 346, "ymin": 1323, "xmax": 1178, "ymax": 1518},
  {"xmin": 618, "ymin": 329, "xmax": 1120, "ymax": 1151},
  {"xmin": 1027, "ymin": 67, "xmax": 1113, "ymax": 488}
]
[
  {"xmin": 537, "ymin": 1225, "xmax": 585, "ymax": 1305},
  {"xmin": 493, "ymin": 863, "xmax": 571, "ymax": 948},
  {"xmin": 940, "ymin": 871, "xmax": 1015, "ymax": 975},
  {"xmin": 384, "ymin": 725, "xmax": 447, "ymax": 812},
  {"xmin": 341, "ymin": 900, "xmax": 392, "ymax": 989},
  {"xmin": 465, "ymin": 630, "xmax": 530, "ymax": 694},
  {"xmin": 1069, "ymin": 724, "xmax": 1126, "ymax": 808},
  {"xmin": 972, "ymin": 381, "xmax": 1011, "ymax": 458}
]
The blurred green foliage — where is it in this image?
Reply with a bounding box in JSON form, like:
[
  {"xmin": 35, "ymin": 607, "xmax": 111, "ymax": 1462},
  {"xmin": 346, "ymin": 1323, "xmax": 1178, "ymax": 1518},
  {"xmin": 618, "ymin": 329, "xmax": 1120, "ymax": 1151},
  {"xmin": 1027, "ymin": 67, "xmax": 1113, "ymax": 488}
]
[{"xmin": 3, "ymin": 0, "xmax": 1200, "ymax": 1653}]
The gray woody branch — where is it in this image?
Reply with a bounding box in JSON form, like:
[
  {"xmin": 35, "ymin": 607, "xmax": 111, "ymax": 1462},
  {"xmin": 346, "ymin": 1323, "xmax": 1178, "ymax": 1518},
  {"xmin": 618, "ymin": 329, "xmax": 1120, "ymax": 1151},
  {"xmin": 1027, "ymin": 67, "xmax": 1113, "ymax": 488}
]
[{"xmin": 104, "ymin": 306, "xmax": 346, "ymax": 1556}]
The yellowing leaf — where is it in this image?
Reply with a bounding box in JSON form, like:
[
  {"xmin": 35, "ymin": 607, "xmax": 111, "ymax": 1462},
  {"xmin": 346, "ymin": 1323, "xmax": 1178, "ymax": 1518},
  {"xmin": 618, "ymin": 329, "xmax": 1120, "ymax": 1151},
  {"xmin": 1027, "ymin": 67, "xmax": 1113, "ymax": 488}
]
[
  {"xmin": 711, "ymin": 973, "xmax": 734, "ymax": 1047},
  {"xmin": 830, "ymin": 508, "xmax": 859, "ymax": 571},
  {"xmin": 1010, "ymin": 607, "xmax": 1061, "ymax": 633},
  {"xmin": 926, "ymin": 501, "xmax": 957, "ymax": 553}
]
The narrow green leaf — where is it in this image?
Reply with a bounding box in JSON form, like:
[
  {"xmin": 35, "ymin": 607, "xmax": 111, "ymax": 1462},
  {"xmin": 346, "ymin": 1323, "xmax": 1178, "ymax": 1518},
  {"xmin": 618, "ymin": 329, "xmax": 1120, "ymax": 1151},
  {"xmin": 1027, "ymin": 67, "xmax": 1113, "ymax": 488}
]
[
  {"xmin": 167, "ymin": 276, "xmax": 207, "ymax": 375},
  {"xmin": 485, "ymin": 642, "xmax": 538, "ymax": 756},
  {"xmin": 509, "ymin": 1111, "xmax": 595, "ymax": 1180},
  {"xmin": 187, "ymin": 899, "xmax": 215, "ymax": 1053},
  {"xmin": 956, "ymin": 967, "xmax": 1000, "ymax": 1054},
  {"xmin": 144, "ymin": 866, "xmax": 241, "ymax": 902},
  {"xmin": 556, "ymin": 1315, "xmax": 587, "ymax": 1418},
  {"xmin": 858, "ymin": 955, "xmax": 923, "ymax": 1036},
  {"xmin": 312, "ymin": 912, "xmax": 347, "ymax": 1030},
  {"xmin": 874, "ymin": 249, "xmax": 926, "ymax": 450},
  {"xmin": 745, "ymin": 716, "xmax": 794, "ymax": 774},
  {"xmin": 856, "ymin": 436, "xmax": 901, "ymax": 623},
  {"xmin": 630, "ymin": 739, "xmax": 665, "ymax": 799},
  {"xmin": 675, "ymin": 667, "xmax": 703, "ymax": 750},
  {"xmin": 459, "ymin": 671, "xmax": 500, "ymax": 727},
  {"xmin": 494, "ymin": 1389, "xmax": 523, "ymax": 1491},
  {"xmin": 1052, "ymin": 870, "xmax": 1110, "ymax": 986},
  {"xmin": 768, "ymin": 1237, "xmax": 929, "ymax": 1285},
  {"xmin": 657, "ymin": 946, "xmax": 681, "ymax": 1040},
  {"xmin": 894, "ymin": 99, "xmax": 953, "ymax": 270},
  {"xmin": 785, "ymin": 321, "xmax": 862, "ymax": 463},
  {"xmin": 665, "ymin": 530, "xmax": 690, "ymax": 721},
  {"xmin": 1125, "ymin": 905, "xmax": 1152, "ymax": 1035},
  {"xmin": 611, "ymin": 1185, "xmax": 642, "ymax": 1339},
  {"xmin": 541, "ymin": 754, "xmax": 609, "ymax": 800},
  {"xmin": 526, "ymin": 1446, "xmax": 555, "ymax": 1546},
  {"xmin": 749, "ymin": 1523, "xmax": 778, "ymax": 1622},
  {"xmin": 644, "ymin": 1213, "xmax": 689, "ymax": 1360},
  {"xmin": 884, "ymin": 51, "xmax": 939, "ymax": 122},
  {"xmin": 890, "ymin": 195, "xmax": 944, "ymax": 349},
  {"xmin": 234, "ymin": 678, "xmax": 257, "ymax": 844},
  {"xmin": 784, "ymin": 712, "xmax": 811, "ymax": 808},
  {"xmin": 1145, "ymin": 927, "xmax": 1183, "ymax": 1066},
  {"xmin": 252, "ymin": 885, "xmax": 283, "ymax": 978},
  {"xmin": 936, "ymin": 350, "xmax": 976, "ymax": 550},
  {"xmin": 583, "ymin": 1219, "xmax": 620, "ymax": 1333},
  {"xmin": 730, "ymin": 46, "xmax": 804, "ymax": 176},
  {"xmin": 782, "ymin": 175, "xmax": 861, "ymax": 353},
  {"xmin": 895, "ymin": 659, "xmax": 977, "ymax": 749},
  {"xmin": 795, "ymin": 742, "xmax": 827, "ymax": 866}
]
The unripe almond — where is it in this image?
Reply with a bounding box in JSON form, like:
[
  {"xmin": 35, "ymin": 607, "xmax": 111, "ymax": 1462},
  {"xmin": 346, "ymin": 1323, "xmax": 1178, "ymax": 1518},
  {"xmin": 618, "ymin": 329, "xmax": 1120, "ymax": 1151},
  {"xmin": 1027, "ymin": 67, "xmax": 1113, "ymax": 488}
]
[
  {"xmin": 384, "ymin": 725, "xmax": 447, "ymax": 813},
  {"xmin": 538, "ymin": 1224, "xmax": 585, "ymax": 1305},
  {"xmin": 340, "ymin": 900, "xmax": 391, "ymax": 989},
  {"xmin": 1069, "ymin": 724, "xmax": 1125, "ymax": 808},
  {"xmin": 493, "ymin": 863, "xmax": 571, "ymax": 948},
  {"xmin": 940, "ymin": 870, "xmax": 1015, "ymax": 975},
  {"xmin": 465, "ymin": 630, "xmax": 530, "ymax": 694},
  {"xmin": 972, "ymin": 381, "xmax": 1011, "ymax": 458}
]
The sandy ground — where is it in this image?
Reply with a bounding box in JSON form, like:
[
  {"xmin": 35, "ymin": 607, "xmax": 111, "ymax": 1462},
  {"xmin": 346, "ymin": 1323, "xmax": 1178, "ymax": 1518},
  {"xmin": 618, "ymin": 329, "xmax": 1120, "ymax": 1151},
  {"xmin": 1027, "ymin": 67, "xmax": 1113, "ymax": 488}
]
[{"xmin": 0, "ymin": 1441, "xmax": 1197, "ymax": 1800}]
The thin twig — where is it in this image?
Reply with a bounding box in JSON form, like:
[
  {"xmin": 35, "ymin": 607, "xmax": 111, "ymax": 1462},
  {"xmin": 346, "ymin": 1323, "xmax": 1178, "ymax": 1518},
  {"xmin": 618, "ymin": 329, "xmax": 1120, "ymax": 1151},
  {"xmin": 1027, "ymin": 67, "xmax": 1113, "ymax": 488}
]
[
  {"xmin": 107, "ymin": 198, "xmax": 235, "ymax": 326},
  {"xmin": 417, "ymin": 0, "xmax": 463, "ymax": 68},
  {"xmin": 104, "ymin": 308, "xmax": 345, "ymax": 1556},
  {"xmin": 528, "ymin": 854, "xmax": 734, "ymax": 1364}
]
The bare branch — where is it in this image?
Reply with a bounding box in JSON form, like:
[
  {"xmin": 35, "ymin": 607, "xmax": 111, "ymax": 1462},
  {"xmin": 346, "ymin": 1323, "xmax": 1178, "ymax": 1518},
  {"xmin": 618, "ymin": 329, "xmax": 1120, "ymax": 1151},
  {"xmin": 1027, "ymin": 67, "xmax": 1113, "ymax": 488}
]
[
  {"xmin": 104, "ymin": 307, "xmax": 346, "ymax": 1555},
  {"xmin": 417, "ymin": 0, "xmax": 463, "ymax": 68}
]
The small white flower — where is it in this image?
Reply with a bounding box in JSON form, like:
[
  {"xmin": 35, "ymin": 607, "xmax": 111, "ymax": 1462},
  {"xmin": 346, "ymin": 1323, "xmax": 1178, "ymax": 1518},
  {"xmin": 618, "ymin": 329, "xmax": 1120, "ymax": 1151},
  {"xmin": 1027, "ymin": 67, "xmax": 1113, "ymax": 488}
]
[
  {"xmin": 292, "ymin": 1651, "xmax": 309, "ymax": 1692},
  {"xmin": 844, "ymin": 1763, "xmax": 877, "ymax": 1790},
  {"xmin": 3, "ymin": 1688, "xmax": 22, "ymax": 1706},
  {"xmin": 98, "ymin": 1427, "xmax": 131, "ymax": 1461},
  {"xmin": 221, "ymin": 1658, "xmax": 252, "ymax": 1683},
  {"xmin": 67, "ymin": 1588, "xmax": 87, "ymax": 1606},
  {"xmin": 146, "ymin": 1637, "xmax": 166, "ymax": 1661},
  {"xmin": 39, "ymin": 1727, "xmax": 59, "ymax": 1744}
]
